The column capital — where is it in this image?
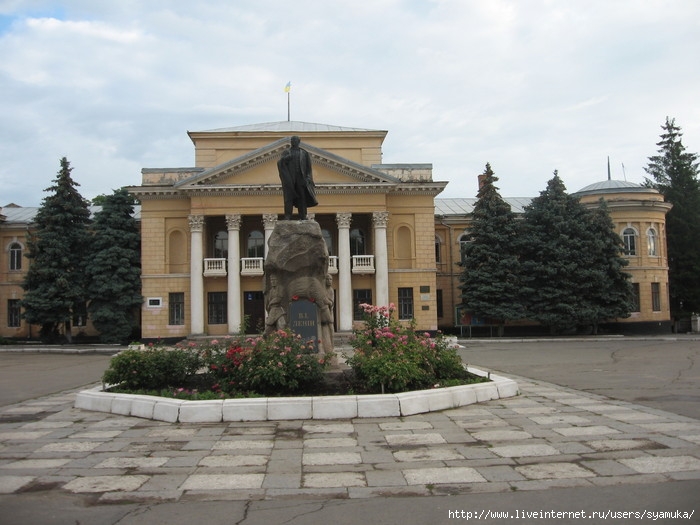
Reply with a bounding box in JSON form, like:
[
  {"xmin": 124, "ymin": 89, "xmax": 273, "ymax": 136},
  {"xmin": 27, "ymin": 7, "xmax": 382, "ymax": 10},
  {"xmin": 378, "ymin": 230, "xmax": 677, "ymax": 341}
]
[
  {"xmin": 262, "ymin": 213, "xmax": 278, "ymax": 230},
  {"xmin": 188, "ymin": 215, "xmax": 204, "ymax": 232},
  {"xmin": 372, "ymin": 211, "xmax": 389, "ymax": 228},
  {"xmin": 226, "ymin": 214, "xmax": 242, "ymax": 231},
  {"xmin": 335, "ymin": 212, "xmax": 352, "ymax": 229}
]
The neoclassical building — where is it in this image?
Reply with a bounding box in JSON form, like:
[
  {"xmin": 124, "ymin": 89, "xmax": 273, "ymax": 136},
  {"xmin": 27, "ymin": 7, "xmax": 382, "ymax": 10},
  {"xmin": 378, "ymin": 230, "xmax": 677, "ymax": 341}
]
[
  {"xmin": 128, "ymin": 121, "xmax": 447, "ymax": 339},
  {"xmin": 0, "ymin": 121, "xmax": 674, "ymax": 340}
]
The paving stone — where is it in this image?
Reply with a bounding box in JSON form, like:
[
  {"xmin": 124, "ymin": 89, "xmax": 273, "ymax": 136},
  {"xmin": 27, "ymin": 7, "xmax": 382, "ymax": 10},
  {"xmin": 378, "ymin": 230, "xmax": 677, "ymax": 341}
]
[
  {"xmin": 393, "ymin": 448, "xmax": 464, "ymax": 462},
  {"xmin": 580, "ymin": 459, "xmax": 638, "ymax": 476},
  {"xmin": 0, "ymin": 475, "xmax": 35, "ymax": 493},
  {"xmin": 303, "ymin": 472, "xmax": 366, "ymax": 487},
  {"xmin": 63, "ymin": 474, "xmax": 150, "ymax": 493},
  {"xmin": 198, "ymin": 455, "xmax": 268, "ymax": 467},
  {"xmin": 490, "ymin": 444, "xmax": 560, "ymax": 458},
  {"xmin": 402, "ymin": 466, "xmax": 486, "ymax": 484},
  {"xmin": 36, "ymin": 441, "xmax": 102, "ymax": 452},
  {"xmin": 180, "ymin": 473, "xmax": 264, "ymax": 490},
  {"xmin": 379, "ymin": 421, "xmax": 433, "ymax": 431},
  {"xmin": 302, "ymin": 422, "xmax": 354, "ymax": 434},
  {"xmin": 552, "ymin": 426, "xmax": 621, "ymax": 437},
  {"xmin": 385, "ymin": 433, "xmax": 446, "ymax": 446},
  {"xmin": 2, "ymin": 458, "xmax": 72, "ymax": 469},
  {"xmin": 303, "ymin": 437, "xmax": 357, "ymax": 448},
  {"xmin": 454, "ymin": 418, "xmax": 508, "ymax": 430},
  {"xmin": 302, "ymin": 452, "xmax": 362, "ymax": 466},
  {"xmin": 93, "ymin": 457, "xmax": 169, "ymax": 469},
  {"xmin": 618, "ymin": 455, "xmax": 700, "ymax": 474},
  {"xmin": 212, "ymin": 439, "xmax": 273, "ymax": 450},
  {"xmin": 471, "ymin": 430, "xmax": 532, "ymax": 441},
  {"xmin": 515, "ymin": 462, "xmax": 596, "ymax": 480},
  {"xmin": 476, "ymin": 465, "xmax": 526, "ymax": 482},
  {"xmin": 586, "ymin": 439, "xmax": 660, "ymax": 452},
  {"xmin": 528, "ymin": 415, "xmax": 590, "ymax": 425}
]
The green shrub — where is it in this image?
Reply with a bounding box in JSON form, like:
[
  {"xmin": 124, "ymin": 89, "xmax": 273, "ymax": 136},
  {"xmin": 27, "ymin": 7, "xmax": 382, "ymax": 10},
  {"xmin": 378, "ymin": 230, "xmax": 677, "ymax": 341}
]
[
  {"xmin": 102, "ymin": 344, "xmax": 201, "ymax": 390},
  {"xmin": 345, "ymin": 303, "xmax": 475, "ymax": 393},
  {"xmin": 204, "ymin": 331, "xmax": 329, "ymax": 396}
]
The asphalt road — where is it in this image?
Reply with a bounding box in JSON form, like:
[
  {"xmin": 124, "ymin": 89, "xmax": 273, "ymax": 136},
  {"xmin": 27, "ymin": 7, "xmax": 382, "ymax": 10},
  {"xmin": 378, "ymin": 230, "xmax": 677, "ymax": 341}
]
[{"xmin": 457, "ymin": 337, "xmax": 700, "ymax": 420}]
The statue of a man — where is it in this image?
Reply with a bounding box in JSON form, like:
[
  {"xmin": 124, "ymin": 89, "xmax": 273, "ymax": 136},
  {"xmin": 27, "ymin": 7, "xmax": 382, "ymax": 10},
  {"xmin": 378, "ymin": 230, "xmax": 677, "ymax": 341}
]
[{"xmin": 277, "ymin": 136, "xmax": 318, "ymax": 220}]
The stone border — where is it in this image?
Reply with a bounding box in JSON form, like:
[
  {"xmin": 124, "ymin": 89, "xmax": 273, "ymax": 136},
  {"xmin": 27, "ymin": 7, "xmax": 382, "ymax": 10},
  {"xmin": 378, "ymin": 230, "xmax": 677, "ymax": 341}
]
[{"xmin": 74, "ymin": 367, "xmax": 518, "ymax": 423}]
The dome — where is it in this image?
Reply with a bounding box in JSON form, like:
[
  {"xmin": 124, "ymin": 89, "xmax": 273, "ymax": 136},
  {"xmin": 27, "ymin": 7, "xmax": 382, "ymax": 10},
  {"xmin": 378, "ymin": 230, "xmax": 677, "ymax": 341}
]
[{"xmin": 573, "ymin": 179, "xmax": 658, "ymax": 197}]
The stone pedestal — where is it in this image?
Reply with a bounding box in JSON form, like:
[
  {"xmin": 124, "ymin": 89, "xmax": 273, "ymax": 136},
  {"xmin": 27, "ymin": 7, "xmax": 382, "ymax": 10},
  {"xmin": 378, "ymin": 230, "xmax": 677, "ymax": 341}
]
[{"xmin": 263, "ymin": 220, "xmax": 334, "ymax": 354}]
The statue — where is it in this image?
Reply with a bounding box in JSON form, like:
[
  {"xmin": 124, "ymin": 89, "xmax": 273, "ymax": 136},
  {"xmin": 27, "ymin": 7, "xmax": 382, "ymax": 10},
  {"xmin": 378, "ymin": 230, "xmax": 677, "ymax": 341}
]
[
  {"xmin": 277, "ymin": 136, "xmax": 318, "ymax": 220},
  {"xmin": 263, "ymin": 274, "xmax": 286, "ymax": 336}
]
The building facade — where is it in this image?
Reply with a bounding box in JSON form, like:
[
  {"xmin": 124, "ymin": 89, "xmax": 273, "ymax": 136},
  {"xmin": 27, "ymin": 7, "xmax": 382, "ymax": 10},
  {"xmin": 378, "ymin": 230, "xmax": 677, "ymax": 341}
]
[{"xmin": 0, "ymin": 121, "xmax": 673, "ymax": 340}]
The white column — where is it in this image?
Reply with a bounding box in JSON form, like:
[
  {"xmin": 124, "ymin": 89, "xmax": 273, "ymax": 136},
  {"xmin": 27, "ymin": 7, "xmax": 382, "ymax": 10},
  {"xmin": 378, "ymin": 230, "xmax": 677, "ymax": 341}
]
[
  {"xmin": 336, "ymin": 212, "xmax": 353, "ymax": 331},
  {"xmin": 262, "ymin": 214, "xmax": 278, "ymax": 258},
  {"xmin": 373, "ymin": 211, "xmax": 390, "ymax": 307},
  {"xmin": 226, "ymin": 214, "xmax": 242, "ymax": 334},
  {"xmin": 188, "ymin": 215, "xmax": 205, "ymax": 335}
]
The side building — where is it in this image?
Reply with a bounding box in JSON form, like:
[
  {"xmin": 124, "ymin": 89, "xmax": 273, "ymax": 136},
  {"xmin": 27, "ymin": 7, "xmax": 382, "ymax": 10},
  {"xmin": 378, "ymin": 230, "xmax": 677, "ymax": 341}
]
[{"xmin": 435, "ymin": 178, "xmax": 672, "ymax": 334}]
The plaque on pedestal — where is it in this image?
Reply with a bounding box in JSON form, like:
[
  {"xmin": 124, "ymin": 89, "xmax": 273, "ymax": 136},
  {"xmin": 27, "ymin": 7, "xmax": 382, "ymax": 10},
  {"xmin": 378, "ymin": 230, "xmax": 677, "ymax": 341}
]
[{"xmin": 288, "ymin": 298, "xmax": 319, "ymax": 352}]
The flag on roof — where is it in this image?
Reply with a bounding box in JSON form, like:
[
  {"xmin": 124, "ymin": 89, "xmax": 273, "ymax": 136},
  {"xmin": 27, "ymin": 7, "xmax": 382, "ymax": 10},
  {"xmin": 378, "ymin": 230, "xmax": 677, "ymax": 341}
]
[{"xmin": 284, "ymin": 81, "xmax": 291, "ymax": 93}]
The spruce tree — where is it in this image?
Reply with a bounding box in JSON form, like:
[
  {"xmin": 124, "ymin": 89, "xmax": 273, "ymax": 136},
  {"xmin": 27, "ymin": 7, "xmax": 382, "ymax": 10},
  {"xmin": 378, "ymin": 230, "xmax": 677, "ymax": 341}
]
[
  {"xmin": 458, "ymin": 164, "xmax": 523, "ymax": 335},
  {"xmin": 85, "ymin": 188, "xmax": 142, "ymax": 343},
  {"xmin": 580, "ymin": 199, "xmax": 633, "ymax": 333},
  {"xmin": 21, "ymin": 157, "xmax": 91, "ymax": 342},
  {"xmin": 519, "ymin": 172, "xmax": 597, "ymax": 333},
  {"xmin": 644, "ymin": 117, "xmax": 700, "ymax": 316}
]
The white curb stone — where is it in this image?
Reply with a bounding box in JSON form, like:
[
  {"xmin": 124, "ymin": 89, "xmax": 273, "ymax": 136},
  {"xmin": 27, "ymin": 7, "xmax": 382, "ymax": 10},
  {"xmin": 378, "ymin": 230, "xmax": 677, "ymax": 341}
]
[{"xmin": 74, "ymin": 367, "xmax": 518, "ymax": 422}]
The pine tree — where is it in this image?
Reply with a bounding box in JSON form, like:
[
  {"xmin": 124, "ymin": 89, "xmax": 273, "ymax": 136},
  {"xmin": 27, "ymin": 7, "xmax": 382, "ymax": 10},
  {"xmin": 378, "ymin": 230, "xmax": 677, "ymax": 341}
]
[
  {"xmin": 644, "ymin": 117, "xmax": 700, "ymax": 316},
  {"xmin": 21, "ymin": 157, "xmax": 91, "ymax": 342},
  {"xmin": 458, "ymin": 164, "xmax": 523, "ymax": 335},
  {"xmin": 85, "ymin": 188, "xmax": 142, "ymax": 343},
  {"xmin": 580, "ymin": 199, "xmax": 633, "ymax": 333},
  {"xmin": 519, "ymin": 172, "xmax": 598, "ymax": 333}
]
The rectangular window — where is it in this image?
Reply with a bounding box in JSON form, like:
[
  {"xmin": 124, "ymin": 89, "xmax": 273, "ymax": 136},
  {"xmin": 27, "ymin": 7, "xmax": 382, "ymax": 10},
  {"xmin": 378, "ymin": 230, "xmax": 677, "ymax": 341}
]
[
  {"xmin": 169, "ymin": 292, "xmax": 185, "ymax": 325},
  {"xmin": 208, "ymin": 292, "xmax": 227, "ymax": 325},
  {"xmin": 353, "ymin": 289, "xmax": 372, "ymax": 321},
  {"xmin": 436, "ymin": 289, "xmax": 444, "ymax": 318},
  {"xmin": 398, "ymin": 287, "xmax": 414, "ymax": 320},
  {"xmin": 651, "ymin": 283, "xmax": 661, "ymax": 312},
  {"xmin": 631, "ymin": 283, "xmax": 640, "ymax": 312},
  {"xmin": 7, "ymin": 299, "xmax": 21, "ymax": 327}
]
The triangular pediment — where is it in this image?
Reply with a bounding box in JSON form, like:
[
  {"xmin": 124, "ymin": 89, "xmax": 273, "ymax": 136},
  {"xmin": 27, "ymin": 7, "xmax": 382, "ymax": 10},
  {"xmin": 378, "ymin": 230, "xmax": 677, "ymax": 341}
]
[{"xmin": 174, "ymin": 138, "xmax": 401, "ymax": 190}]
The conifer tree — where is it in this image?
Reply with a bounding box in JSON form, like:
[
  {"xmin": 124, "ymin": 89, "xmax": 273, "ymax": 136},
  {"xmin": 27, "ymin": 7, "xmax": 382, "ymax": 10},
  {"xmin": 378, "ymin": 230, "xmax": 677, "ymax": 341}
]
[
  {"xmin": 85, "ymin": 188, "xmax": 142, "ymax": 343},
  {"xmin": 21, "ymin": 157, "xmax": 91, "ymax": 342},
  {"xmin": 519, "ymin": 171, "xmax": 598, "ymax": 333},
  {"xmin": 644, "ymin": 117, "xmax": 700, "ymax": 316},
  {"xmin": 458, "ymin": 164, "xmax": 523, "ymax": 335},
  {"xmin": 580, "ymin": 199, "xmax": 633, "ymax": 333}
]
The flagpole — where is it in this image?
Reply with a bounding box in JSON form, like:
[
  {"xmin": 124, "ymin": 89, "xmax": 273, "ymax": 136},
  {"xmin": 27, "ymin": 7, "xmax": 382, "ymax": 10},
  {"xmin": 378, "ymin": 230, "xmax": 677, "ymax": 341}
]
[
  {"xmin": 285, "ymin": 81, "xmax": 291, "ymax": 121},
  {"xmin": 287, "ymin": 91, "xmax": 290, "ymax": 121}
]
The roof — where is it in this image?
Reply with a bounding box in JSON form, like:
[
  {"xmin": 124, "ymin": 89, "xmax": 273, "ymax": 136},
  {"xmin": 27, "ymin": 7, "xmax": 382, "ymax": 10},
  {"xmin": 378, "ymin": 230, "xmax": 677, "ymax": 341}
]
[
  {"xmin": 573, "ymin": 179, "xmax": 658, "ymax": 197},
  {"xmin": 194, "ymin": 120, "xmax": 385, "ymax": 134},
  {"xmin": 434, "ymin": 197, "xmax": 532, "ymax": 216},
  {"xmin": 0, "ymin": 205, "xmax": 142, "ymax": 224}
]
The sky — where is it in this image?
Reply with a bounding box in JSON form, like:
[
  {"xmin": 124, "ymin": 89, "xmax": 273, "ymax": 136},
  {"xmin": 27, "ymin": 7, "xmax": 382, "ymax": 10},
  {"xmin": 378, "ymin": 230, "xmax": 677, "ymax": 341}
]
[{"xmin": 1, "ymin": 0, "xmax": 699, "ymax": 207}]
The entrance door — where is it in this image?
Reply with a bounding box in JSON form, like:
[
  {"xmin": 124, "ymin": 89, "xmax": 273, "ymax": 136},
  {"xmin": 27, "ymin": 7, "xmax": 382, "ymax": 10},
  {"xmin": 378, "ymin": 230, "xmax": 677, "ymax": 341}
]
[{"xmin": 244, "ymin": 291, "xmax": 265, "ymax": 333}]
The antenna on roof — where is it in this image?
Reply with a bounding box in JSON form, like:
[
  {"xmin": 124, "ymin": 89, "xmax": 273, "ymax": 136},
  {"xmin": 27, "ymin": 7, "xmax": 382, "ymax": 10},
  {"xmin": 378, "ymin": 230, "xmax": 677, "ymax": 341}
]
[
  {"xmin": 607, "ymin": 156, "xmax": 611, "ymax": 181},
  {"xmin": 621, "ymin": 162, "xmax": 627, "ymax": 181}
]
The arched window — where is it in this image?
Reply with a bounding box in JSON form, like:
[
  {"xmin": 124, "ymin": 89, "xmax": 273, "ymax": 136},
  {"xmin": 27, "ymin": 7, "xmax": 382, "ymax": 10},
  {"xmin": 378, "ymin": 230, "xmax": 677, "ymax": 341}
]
[
  {"xmin": 247, "ymin": 230, "xmax": 264, "ymax": 258},
  {"xmin": 458, "ymin": 232, "xmax": 472, "ymax": 264},
  {"xmin": 622, "ymin": 227, "xmax": 637, "ymax": 256},
  {"xmin": 350, "ymin": 228, "xmax": 365, "ymax": 256},
  {"xmin": 647, "ymin": 227, "xmax": 658, "ymax": 256},
  {"xmin": 9, "ymin": 242, "xmax": 22, "ymax": 271},
  {"xmin": 322, "ymin": 229, "xmax": 334, "ymax": 255},
  {"xmin": 213, "ymin": 230, "xmax": 228, "ymax": 258}
]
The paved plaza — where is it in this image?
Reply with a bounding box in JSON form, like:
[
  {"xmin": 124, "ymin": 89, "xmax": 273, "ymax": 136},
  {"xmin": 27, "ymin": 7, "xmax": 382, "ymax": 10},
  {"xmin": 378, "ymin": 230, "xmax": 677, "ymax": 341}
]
[
  {"xmin": 0, "ymin": 340, "xmax": 698, "ymax": 524},
  {"xmin": 1, "ymin": 373, "xmax": 699, "ymax": 503}
]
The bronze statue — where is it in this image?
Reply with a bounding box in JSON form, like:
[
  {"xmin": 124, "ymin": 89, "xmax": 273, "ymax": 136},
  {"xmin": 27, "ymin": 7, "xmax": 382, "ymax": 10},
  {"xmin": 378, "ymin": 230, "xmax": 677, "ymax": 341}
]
[{"xmin": 277, "ymin": 136, "xmax": 318, "ymax": 220}]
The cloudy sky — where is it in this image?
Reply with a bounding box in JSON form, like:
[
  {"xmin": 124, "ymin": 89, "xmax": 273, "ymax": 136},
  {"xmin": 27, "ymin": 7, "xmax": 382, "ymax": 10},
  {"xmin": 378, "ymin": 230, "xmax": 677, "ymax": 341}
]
[{"xmin": 1, "ymin": 0, "xmax": 699, "ymax": 207}]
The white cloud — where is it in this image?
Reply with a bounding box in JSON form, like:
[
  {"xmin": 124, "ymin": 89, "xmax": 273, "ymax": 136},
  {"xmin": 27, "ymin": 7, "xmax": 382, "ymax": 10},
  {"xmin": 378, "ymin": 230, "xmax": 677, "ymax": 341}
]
[{"xmin": 1, "ymin": 0, "xmax": 699, "ymax": 206}]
